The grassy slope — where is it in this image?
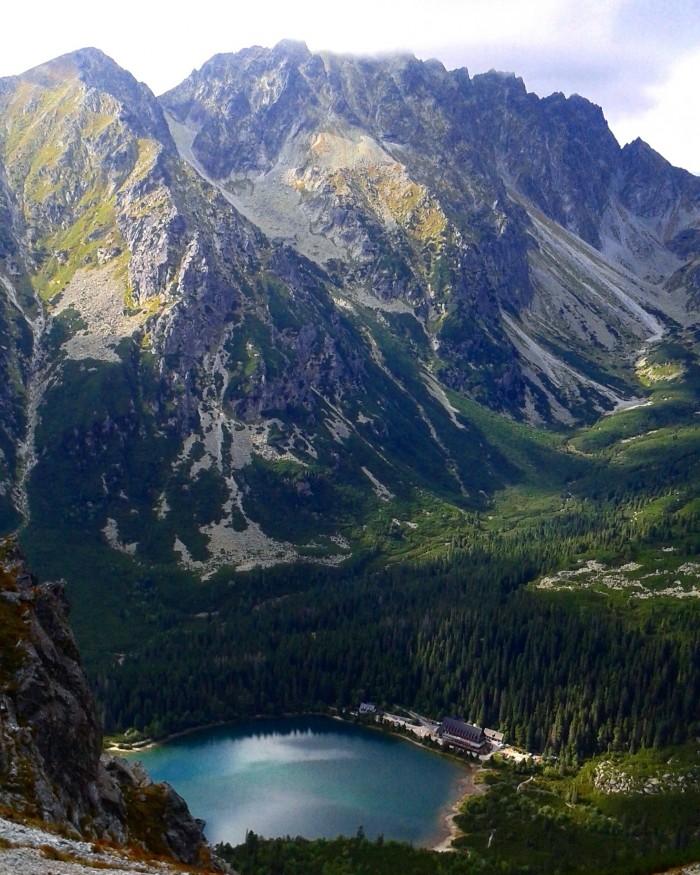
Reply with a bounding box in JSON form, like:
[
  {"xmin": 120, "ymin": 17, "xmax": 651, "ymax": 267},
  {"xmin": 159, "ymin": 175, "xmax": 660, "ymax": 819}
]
[{"xmin": 454, "ymin": 747, "xmax": 700, "ymax": 875}]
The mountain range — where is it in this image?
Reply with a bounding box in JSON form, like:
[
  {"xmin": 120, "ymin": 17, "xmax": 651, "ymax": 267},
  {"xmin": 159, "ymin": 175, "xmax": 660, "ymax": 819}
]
[{"xmin": 0, "ymin": 41, "xmax": 698, "ymax": 589}]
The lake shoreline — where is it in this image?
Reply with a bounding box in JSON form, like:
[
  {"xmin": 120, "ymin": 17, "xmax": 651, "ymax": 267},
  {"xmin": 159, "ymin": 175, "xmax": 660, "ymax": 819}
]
[
  {"xmin": 106, "ymin": 712, "xmax": 347, "ymax": 754},
  {"xmin": 429, "ymin": 768, "xmax": 484, "ymax": 852},
  {"xmin": 333, "ymin": 714, "xmax": 481, "ymax": 849},
  {"xmin": 105, "ymin": 719, "xmax": 231, "ymax": 754},
  {"xmin": 108, "ymin": 712, "xmax": 482, "ymax": 851}
]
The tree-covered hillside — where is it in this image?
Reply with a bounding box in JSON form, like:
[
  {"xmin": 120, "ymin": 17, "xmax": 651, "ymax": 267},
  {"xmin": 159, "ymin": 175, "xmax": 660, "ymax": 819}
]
[{"xmin": 93, "ymin": 336, "xmax": 700, "ymax": 761}]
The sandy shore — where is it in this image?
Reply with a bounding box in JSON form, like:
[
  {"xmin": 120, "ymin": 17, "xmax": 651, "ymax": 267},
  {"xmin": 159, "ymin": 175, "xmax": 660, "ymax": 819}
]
[
  {"xmin": 429, "ymin": 767, "xmax": 484, "ymax": 852},
  {"xmin": 104, "ymin": 720, "xmax": 232, "ymax": 754}
]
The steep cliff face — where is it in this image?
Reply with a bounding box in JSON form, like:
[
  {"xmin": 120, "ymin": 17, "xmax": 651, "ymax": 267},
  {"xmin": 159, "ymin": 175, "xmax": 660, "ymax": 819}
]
[
  {"xmin": 469, "ymin": 72, "xmax": 620, "ymax": 248},
  {"xmin": 0, "ymin": 42, "xmax": 697, "ymax": 594},
  {"xmin": 0, "ymin": 538, "xmax": 103, "ymax": 825},
  {"xmin": 0, "ymin": 536, "xmax": 220, "ymax": 868},
  {"xmin": 161, "ymin": 41, "xmax": 698, "ymax": 427},
  {"xmin": 162, "ymin": 44, "xmax": 534, "ymax": 412},
  {"xmin": 611, "ymin": 139, "xmax": 700, "ymax": 308}
]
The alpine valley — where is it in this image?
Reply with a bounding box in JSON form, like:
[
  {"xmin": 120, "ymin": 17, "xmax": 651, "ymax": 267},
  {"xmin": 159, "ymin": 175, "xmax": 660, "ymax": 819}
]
[{"xmin": 0, "ymin": 41, "xmax": 699, "ymax": 874}]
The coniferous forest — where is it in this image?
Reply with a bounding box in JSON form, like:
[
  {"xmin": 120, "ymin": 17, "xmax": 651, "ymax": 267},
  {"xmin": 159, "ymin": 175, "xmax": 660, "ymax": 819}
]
[{"xmin": 96, "ymin": 486, "xmax": 700, "ymax": 760}]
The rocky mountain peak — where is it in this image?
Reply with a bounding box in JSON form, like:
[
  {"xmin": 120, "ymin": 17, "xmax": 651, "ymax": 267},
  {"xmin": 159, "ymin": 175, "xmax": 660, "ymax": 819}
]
[
  {"xmin": 19, "ymin": 47, "xmax": 174, "ymax": 148},
  {"xmin": 617, "ymin": 136, "xmax": 700, "ymax": 218},
  {"xmin": 271, "ymin": 38, "xmax": 312, "ymax": 62}
]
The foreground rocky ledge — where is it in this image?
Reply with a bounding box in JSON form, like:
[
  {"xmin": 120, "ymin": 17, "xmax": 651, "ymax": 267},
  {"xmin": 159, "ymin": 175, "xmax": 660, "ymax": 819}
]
[
  {"xmin": 0, "ymin": 537, "xmax": 225, "ymax": 871},
  {"xmin": 0, "ymin": 816, "xmax": 224, "ymax": 874}
]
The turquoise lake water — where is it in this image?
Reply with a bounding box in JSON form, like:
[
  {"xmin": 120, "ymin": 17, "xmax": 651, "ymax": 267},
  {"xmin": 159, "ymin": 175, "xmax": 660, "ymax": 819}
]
[{"xmin": 124, "ymin": 716, "xmax": 468, "ymax": 847}]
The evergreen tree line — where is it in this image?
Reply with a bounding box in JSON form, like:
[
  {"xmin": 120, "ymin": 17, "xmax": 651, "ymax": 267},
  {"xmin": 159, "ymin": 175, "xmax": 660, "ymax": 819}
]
[{"xmin": 96, "ymin": 501, "xmax": 700, "ymax": 759}]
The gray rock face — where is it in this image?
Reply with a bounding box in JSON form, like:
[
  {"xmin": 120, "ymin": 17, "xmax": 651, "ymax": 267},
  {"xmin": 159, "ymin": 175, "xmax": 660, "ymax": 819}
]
[
  {"xmin": 471, "ymin": 74, "xmax": 620, "ymax": 248},
  {"xmin": 160, "ymin": 41, "xmax": 700, "ymax": 424},
  {"xmin": 0, "ymin": 538, "xmax": 219, "ymax": 866},
  {"xmin": 613, "ymin": 139, "xmax": 700, "ymax": 307},
  {"xmin": 617, "ymin": 138, "xmax": 699, "ymax": 220}
]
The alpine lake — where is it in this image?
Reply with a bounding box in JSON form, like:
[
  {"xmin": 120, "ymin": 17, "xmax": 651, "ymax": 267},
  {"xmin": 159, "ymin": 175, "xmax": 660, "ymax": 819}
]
[{"xmin": 123, "ymin": 715, "xmax": 471, "ymax": 847}]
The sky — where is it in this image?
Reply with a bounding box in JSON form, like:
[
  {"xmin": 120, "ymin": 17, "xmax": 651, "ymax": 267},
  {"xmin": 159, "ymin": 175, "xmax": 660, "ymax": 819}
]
[{"xmin": 3, "ymin": 0, "xmax": 699, "ymax": 174}]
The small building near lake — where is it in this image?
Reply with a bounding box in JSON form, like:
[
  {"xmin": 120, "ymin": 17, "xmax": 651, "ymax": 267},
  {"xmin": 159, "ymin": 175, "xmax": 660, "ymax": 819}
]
[{"xmin": 437, "ymin": 717, "xmax": 491, "ymax": 755}]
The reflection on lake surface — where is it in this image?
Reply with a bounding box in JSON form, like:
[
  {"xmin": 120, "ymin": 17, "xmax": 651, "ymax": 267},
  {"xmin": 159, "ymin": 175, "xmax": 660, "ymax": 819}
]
[{"xmin": 125, "ymin": 715, "xmax": 467, "ymax": 846}]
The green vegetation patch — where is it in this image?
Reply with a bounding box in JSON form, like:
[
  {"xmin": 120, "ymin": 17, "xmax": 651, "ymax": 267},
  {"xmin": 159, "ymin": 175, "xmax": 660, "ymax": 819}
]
[
  {"xmin": 240, "ymin": 453, "xmax": 373, "ymax": 543},
  {"xmin": 454, "ymin": 749, "xmax": 700, "ymax": 874},
  {"xmin": 33, "ymin": 189, "xmax": 128, "ymax": 300},
  {"xmin": 217, "ymin": 829, "xmax": 484, "ymax": 875}
]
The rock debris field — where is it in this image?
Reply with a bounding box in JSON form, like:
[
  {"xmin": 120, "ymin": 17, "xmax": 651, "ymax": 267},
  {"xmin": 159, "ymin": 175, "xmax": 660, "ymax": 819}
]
[
  {"xmin": 536, "ymin": 559, "xmax": 700, "ymax": 599},
  {"xmin": 0, "ymin": 817, "xmax": 217, "ymax": 875}
]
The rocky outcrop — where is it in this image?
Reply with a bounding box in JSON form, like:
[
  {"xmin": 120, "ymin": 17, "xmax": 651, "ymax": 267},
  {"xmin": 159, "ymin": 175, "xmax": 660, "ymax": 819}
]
[
  {"xmin": 592, "ymin": 759, "xmax": 700, "ymax": 795},
  {"xmin": 0, "ymin": 537, "xmax": 222, "ymax": 869},
  {"xmin": 0, "ymin": 814, "xmax": 217, "ymax": 875}
]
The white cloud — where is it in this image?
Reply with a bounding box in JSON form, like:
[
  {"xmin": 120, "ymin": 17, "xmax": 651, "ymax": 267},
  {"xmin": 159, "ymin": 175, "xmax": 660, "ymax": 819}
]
[{"xmin": 610, "ymin": 49, "xmax": 700, "ymax": 174}]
